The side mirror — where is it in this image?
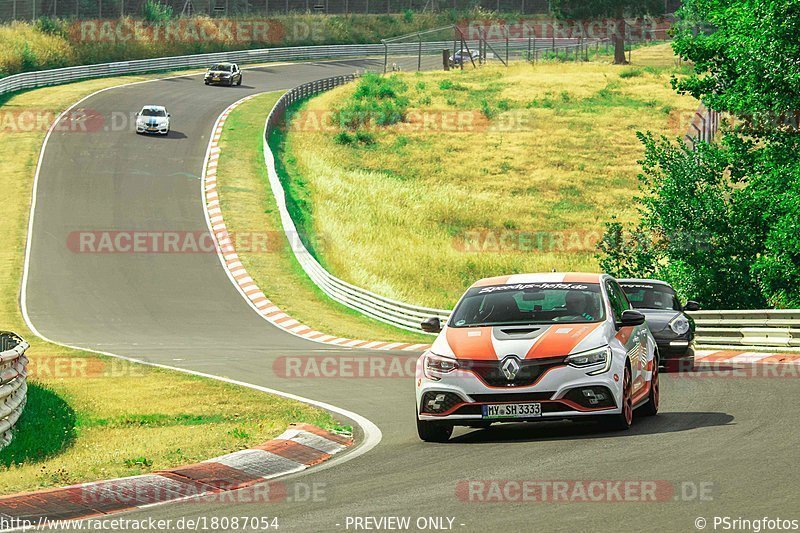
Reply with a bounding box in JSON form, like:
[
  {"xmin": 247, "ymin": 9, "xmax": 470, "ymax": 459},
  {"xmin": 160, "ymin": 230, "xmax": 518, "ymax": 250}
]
[
  {"xmin": 421, "ymin": 317, "xmax": 442, "ymax": 334},
  {"xmin": 684, "ymin": 300, "xmax": 701, "ymax": 312},
  {"xmin": 619, "ymin": 309, "xmax": 646, "ymax": 328},
  {"xmin": 167, "ymin": 113, "xmax": 171, "ymax": 117}
]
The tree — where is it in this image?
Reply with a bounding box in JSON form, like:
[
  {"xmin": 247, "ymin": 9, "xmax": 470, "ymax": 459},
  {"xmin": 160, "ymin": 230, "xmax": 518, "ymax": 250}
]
[
  {"xmin": 672, "ymin": 0, "xmax": 800, "ymax": 130},
  {"xmin": 597, "ymin": 0, "xmax": 800, "ymax": 309},
  {"xmin": 550, "ymin": 0, "xmax": 666, "ymax": 64}
]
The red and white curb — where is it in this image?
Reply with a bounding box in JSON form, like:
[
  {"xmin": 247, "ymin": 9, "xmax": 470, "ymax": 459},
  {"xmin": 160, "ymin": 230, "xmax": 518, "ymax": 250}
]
[
  {"xmin": 0, "ymin": 424, "xmax": 350, "ymax": 524},
  {"xmin": 202, "ymin": 95, "xmax": 430, "ymax": 352},
  {"xmin": 695, "ymin": 349, "xmax": 800, "ymax": 365}
]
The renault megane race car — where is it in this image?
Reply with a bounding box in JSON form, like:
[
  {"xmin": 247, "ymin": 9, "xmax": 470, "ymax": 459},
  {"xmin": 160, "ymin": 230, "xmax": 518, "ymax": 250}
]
[
  {"xmin": 415, "ymin": 273, "xmax": 658, "ymax": 442},
  {"xmin": 135, "ymin": 105, "xmax": 170, "ymax": 135}
]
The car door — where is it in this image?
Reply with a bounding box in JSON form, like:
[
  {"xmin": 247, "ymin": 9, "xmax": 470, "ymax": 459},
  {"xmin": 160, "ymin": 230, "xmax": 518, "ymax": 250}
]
[{"xmin": 605, "ymin": 279, "xmax": 647, "ymax": 391}]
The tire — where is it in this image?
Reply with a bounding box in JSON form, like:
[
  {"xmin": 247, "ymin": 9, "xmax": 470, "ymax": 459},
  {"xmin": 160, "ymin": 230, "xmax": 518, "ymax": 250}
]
[
  {"xmin": 602, "ymin": 365, "xmax": 633, "ymax": 431},
  {"xmin": 204, "ymin": 80, "xmax": 209, "ymax": 85},
  {"xmin": 416, "ymin": 413, "xmax": 453, "ymax": 443},
  {"xmin": 237, "ymin": 76, "xmax": 242, "ymax": 86},
  {"xmin": 640, "ymin": 357, "xmax": 659, "ymax": 417}
]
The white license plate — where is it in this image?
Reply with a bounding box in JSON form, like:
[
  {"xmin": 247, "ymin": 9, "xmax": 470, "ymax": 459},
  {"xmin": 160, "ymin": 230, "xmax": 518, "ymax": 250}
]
[{"xmin": 482, "ymin": 403, "xmax": 541, "ymax": 419}]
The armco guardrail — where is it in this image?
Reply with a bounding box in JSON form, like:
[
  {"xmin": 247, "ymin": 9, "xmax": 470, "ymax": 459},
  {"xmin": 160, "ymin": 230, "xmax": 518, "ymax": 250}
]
[
  {"xmin": 262, "ymin": 75, "xmax": 450, "ymax": 333},
  {"xmin": 0, "ymin": 41, "xmax": 455, "ymax": 98},
  {"xmin": 0, "ymin": 38, "xmax": 594, "ymax": 98},
  {"xmin": 0, "ymin": 332, "xmax": 29, "ymax": 450},
  {"xmin": 690, "ymin": 310, "xmax": 800, "ymax": 350}
]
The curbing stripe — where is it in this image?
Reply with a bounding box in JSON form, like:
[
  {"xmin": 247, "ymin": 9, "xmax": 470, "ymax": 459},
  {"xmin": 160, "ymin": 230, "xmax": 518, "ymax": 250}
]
[
  {"xmin": 199, "ymin": 95, "xmax": 432, "ymax": 353},
  {"xmin": 0, "ymin": 425, "xmax": 350, "ymax": 523}
]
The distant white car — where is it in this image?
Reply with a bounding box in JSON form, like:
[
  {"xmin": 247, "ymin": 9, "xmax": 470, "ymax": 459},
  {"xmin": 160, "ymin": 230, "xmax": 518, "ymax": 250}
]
[{"xmin": 135, "ymin": 105, "xmax": 170, "ymax": 135}]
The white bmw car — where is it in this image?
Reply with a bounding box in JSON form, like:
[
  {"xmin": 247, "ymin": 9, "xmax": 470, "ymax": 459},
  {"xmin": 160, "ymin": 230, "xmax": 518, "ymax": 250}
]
[
  {"xmin": 135, "ymin": 105, "xmax": 170, "ymax": 135},
  {"xmin": 415, "ymin": 273, "xmax": 658, "ymax": 442}
]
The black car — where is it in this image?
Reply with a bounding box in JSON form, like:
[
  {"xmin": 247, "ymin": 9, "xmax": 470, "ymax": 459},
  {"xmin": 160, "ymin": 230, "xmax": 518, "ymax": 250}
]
[
  {"xmin": 204, "ymin": 62, "xmax": 243, "ymax": 86},
  {"xmin": 618, "ymin": 279, "xmax": 700, "ymax": 371}
]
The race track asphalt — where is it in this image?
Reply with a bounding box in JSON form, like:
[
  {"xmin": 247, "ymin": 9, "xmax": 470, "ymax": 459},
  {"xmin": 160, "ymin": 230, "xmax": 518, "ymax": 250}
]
[{"xmin": 23, "ymin": 60, "xmax": 800, "ymax": 532}]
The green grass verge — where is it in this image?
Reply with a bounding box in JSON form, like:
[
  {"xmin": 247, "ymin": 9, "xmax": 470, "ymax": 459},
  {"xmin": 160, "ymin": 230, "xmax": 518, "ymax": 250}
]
[
  {"xmin": 216, "ymin": 92, "xmax": 431, "ymax": 344},
  {"xmin": 0, "ymin": 73, "xmax": 340, "ymax": 495},
  {"xmin": 276, "ymin": 43, "xmax": 698, "ymax": 309}
]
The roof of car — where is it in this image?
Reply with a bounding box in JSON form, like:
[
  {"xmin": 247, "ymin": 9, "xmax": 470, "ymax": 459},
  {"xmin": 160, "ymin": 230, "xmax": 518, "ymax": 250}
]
[
  {"xmin": 141, "ymin": 105, "xmax": 166, "ymax": 110},
  {"xmin": 617, "ymin": 278, "xmax": 673, "ymax": 287},
  {"xmin": 470, "ymin": 272, "xmax": 604, "ymax": 288}
]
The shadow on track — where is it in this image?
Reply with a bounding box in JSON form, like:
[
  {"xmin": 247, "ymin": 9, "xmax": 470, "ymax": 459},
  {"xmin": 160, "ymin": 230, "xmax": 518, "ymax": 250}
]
[{"xmin": 449, "ymin": 411, "xmax": 734, "ymax": 444}]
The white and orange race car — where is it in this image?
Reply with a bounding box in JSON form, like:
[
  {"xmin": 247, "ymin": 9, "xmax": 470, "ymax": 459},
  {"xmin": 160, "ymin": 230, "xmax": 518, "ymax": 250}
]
[{"xmin": 415, "ymin": 273, "xmax": 659, "ymax": 442}]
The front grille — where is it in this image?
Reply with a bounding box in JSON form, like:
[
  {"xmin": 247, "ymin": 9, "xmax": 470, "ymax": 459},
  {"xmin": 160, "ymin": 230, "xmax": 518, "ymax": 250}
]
[
  {"xmin": 463, "ymin": 357, "xmax": 565, "ymax": 387},
  {"xmin": 420, "ymin": 391, "xmax": 464, "ymax": 414}
]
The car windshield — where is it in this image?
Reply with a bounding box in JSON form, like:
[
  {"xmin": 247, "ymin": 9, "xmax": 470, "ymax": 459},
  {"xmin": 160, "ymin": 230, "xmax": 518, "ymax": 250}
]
[
  {"xmin": 449, "ymin": 283, "xmax": 606, "ymax": 328},
  {"xmin": 141, "ymin": 108, "xmax": 166, "ymax": 117},
  {"xmin": 210, "ymin": 64, "xmax": 232, "ymax": 71},
  {"xmin": 621, "ymin": 283, "xmax": 681, "ymax": 311}
]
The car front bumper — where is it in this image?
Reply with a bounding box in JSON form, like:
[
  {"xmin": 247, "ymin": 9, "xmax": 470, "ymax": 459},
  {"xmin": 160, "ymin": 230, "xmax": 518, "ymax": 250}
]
[
  {"xmin": 415, "ymin": 358, "xmax": 626, "ymax": 425},
  {"xmin": 136, "ymin": 123, "xmax": 169, "ymax": 134}
]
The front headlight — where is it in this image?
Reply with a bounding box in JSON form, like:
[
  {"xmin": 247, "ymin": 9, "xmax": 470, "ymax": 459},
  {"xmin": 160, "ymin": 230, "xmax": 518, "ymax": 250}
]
[
  {"xmin": 423, "ymin": 352, "xmax": 459, "ymax": 380},
  {"xmin": 566, "ymin": 346, "xmax": 612, "ymax": 375},
  {"xmin": 669, "ymin": 316, "xmax": 690, "ymax": 335}
]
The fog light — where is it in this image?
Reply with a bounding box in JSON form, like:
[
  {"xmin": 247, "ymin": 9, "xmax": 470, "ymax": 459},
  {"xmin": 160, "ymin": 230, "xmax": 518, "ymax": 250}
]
[
  {"xmin": 564, "ymin": 386, "xmax": 616, "ymax": 409},
  {"xmin": 420, "ymin": 391, "xmax": 463, "ymax": 414}
]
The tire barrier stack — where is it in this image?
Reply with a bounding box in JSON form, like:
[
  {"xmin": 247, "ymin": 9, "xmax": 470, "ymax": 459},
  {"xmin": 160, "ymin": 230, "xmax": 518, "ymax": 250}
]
[{"xmin": 0, "ymin": 331, "xmax": 29, "ymax": 450}]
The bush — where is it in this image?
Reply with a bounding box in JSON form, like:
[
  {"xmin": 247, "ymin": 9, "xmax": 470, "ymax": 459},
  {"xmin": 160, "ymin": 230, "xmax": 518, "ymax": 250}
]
[
  {"xmin": 479, "ymin": 99, "xmax": 495, "ymax": 119},
  {"xmin": 142, "ymin": 0, "xmax": 175, "ymax": 22},
  {"xmin": 334, "ymin": 131, "xmax": 354, "ymax": 145},
  {"xmin": 439, "ymin": 79, "xmax": 467, "ymax": 91},
  {"xmin": 619, "ymin": 67, "xmax": 644, "ymax": 79},
  {"xmin": 332, "ymin": 73, "xmax": 409, "ymax": 130},
  {"xmin": 34, "ymin": 17, "xmax": 68, "ymax": 38},
  {"xmin": 355, "ymin": 130, "xmax": 376, "ymax": 145}
]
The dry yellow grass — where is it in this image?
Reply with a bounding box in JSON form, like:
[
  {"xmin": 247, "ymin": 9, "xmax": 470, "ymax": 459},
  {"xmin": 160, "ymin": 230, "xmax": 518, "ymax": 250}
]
[
  {"xmin": 0, "ymin": 74, "xmax": 337, "ymax": 495},
  {"xmin": 279, "ymin": 43, "xmax": 698, "ymax": 308}
]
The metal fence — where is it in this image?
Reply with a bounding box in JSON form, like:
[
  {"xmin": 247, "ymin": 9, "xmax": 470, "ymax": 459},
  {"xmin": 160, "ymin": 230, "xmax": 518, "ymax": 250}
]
[
  {"xmin": 382, "ymin": 25, "xmax": 604, "ymax": 72},
  {"xmin": 684, "ymin": 102, "xmax": 720, "ymax": 150},
  {"xmin": 262, "ymin": 75, "xmax": 451, "ymax": 333},
  {"xmin": 0, "ymin": 0, "xmax": 555, "ymax": 20},
  {"xmin": 0, "ymin": 332, "xmax": 29, "ymax": 450}
]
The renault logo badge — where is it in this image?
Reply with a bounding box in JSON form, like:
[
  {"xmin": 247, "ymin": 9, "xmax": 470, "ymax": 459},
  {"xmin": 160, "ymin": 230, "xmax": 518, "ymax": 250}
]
[{"xmin": 501, "ymin": 357, "xmax": 521, "ymax": 381}]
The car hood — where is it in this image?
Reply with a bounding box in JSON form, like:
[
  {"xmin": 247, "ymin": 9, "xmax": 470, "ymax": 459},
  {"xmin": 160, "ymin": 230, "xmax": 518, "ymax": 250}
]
[
  {"xmin": 431, "ymin": 322, "xmax": 612, "ymax": 361},
  {"xmin": 634, "ymin": 309, "xmax": 681, "ymax": 332}
]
